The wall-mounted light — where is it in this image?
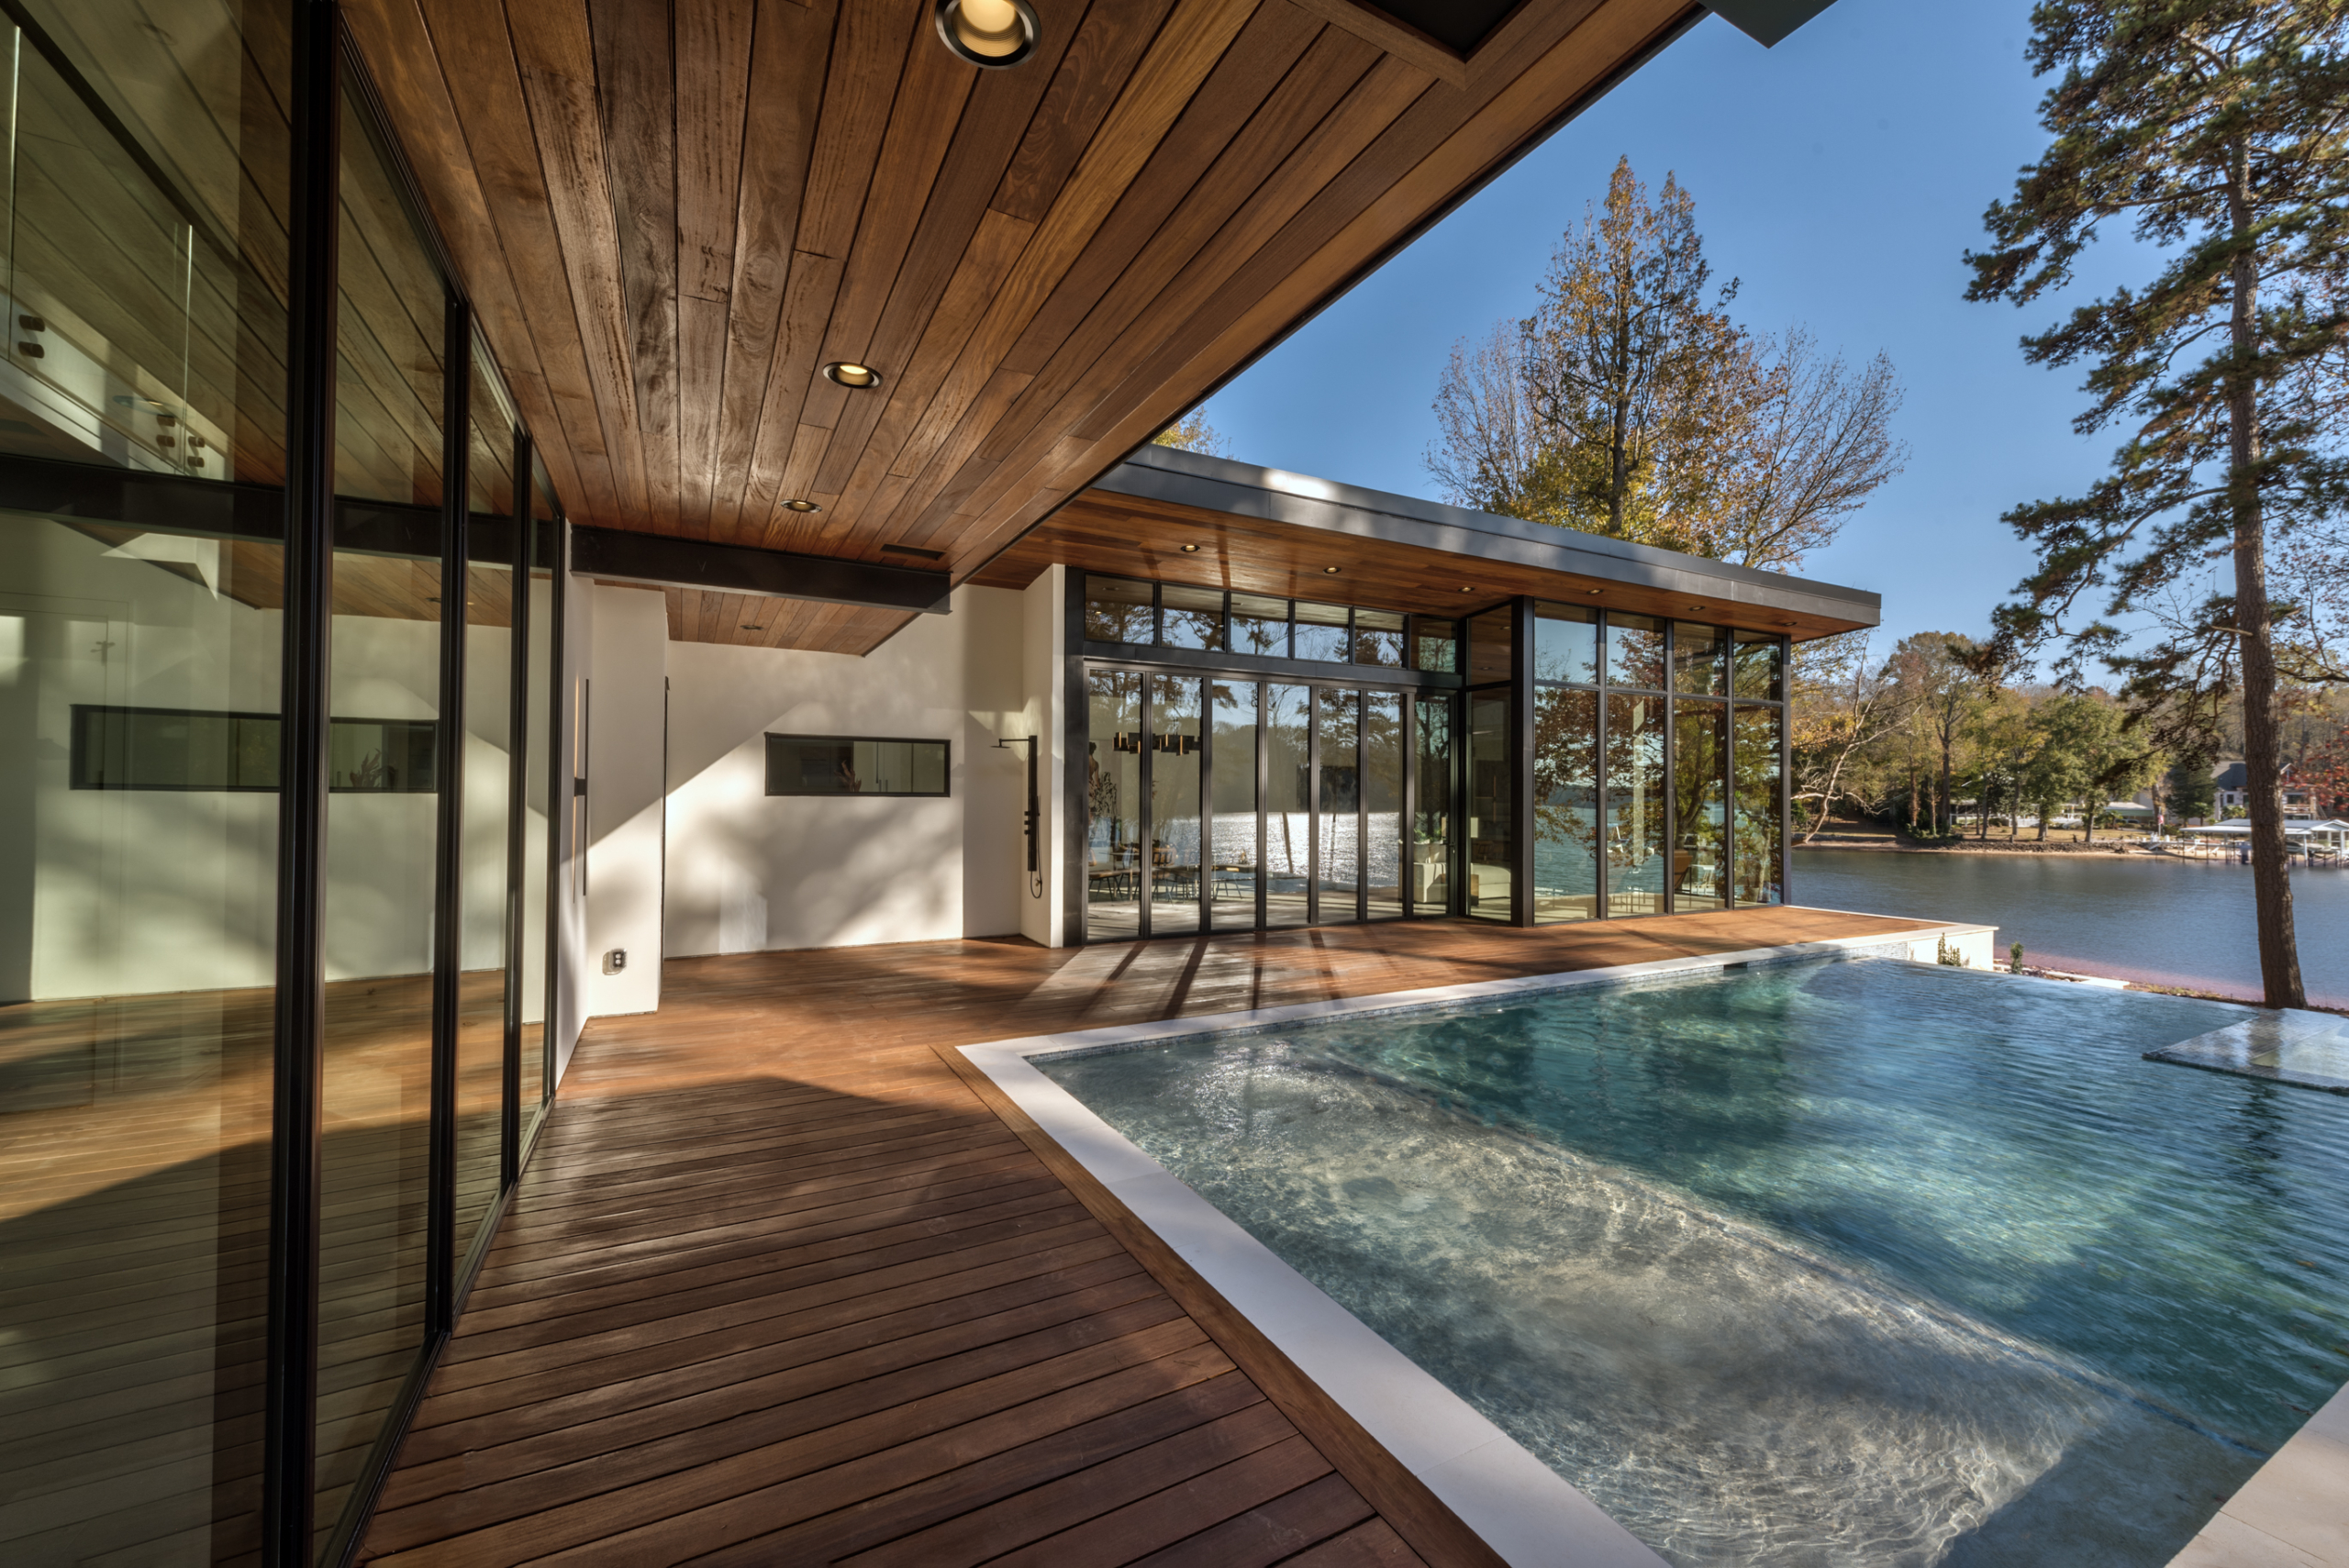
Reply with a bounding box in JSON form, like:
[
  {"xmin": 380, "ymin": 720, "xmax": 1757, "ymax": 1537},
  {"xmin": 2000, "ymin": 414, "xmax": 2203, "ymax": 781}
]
[
  {"xmin": 935, "ymin": 0, "xmax": 1038, "ymax": 69},
  {"xmin": 822, "ymin": 361, "xmax": 882, "ymax": 389},
  {"xmin": 782, "ymin": 497, "xmax": 821, "ymax": 514}
]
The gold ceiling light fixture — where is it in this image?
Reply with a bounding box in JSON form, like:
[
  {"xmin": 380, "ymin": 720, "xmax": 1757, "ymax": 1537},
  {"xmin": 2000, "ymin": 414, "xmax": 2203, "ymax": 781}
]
[
  {"xmin": 821, "ymin": 361, "xmax": 881, "ymax": 389},
  {"xmin": 934, "ymin": 0, "xmax": 1038, "ymax": 68},
  {"xmin": 782, "ymin": 497, "xmax": 821, "ymax": 513}
]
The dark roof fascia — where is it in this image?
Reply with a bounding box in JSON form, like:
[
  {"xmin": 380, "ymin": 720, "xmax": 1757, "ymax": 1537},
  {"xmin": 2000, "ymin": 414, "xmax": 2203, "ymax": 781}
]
[
  {"xmin": 571, "ymin": 526, "xmax": 952, "ymax": 615},
  {"xmin": 1101, "ymin": 444, "xmax": 1881, "ymax": 631},
  {"xmin": 1704, "ymin": 0, "xmax": 1841, "ymax": 48}
]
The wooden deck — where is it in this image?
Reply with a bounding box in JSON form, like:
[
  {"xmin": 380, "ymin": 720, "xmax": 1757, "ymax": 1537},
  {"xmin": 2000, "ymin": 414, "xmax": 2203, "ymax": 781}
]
[{"xmin": 356, "ymin": 908, "xmax": 1934, "ymax": 1567}]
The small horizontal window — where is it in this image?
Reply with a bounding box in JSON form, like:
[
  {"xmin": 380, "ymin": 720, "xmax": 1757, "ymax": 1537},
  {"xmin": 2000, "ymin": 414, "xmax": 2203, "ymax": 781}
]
[
  {"xmin": 765, "ymin": 734, "xmax": 950, "ymax": 797},
  {"xmin": 70, "ymin": 705, "xmax": 438, "ymax": 793}
]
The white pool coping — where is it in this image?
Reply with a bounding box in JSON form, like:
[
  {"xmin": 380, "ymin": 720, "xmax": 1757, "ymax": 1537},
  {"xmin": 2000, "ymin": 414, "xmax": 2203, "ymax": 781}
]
[{"xmin": 956, "ymin": 922, "xmax": 1996, "ymax": 1567}]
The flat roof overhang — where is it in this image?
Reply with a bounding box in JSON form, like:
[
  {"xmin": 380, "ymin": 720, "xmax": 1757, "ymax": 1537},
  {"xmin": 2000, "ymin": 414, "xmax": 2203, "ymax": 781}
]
[{"xmin": 971, "ymin": 444, "xmax": 1880, "ymax": 639}]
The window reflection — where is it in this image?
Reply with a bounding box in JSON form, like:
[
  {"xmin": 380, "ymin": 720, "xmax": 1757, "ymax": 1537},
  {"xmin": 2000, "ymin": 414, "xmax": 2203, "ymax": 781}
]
[
  {"xmin": 1605, "ymin": 693, "xmax": 1665, "ymax": 916},
  {"xmin": 1467, "ymin": 690, "xmax": 1512, "ymax": 920},
  {"xmin": 1607, "ymin": 614, "xmax": 1666, "ymax": 691},
  {"xmin": 1534, "ymin": 686, "xmax": 1599, "ymax": 922},
  {"xmin": 1674, "ymin": 700, "xmax": 1729, "ymax": 911}
]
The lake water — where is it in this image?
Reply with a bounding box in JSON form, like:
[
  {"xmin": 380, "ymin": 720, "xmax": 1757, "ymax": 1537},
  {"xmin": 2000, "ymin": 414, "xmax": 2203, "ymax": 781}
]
[{"xmin": 1796, "ymin": 848, "xmax": 2349, "ymax": 1009}]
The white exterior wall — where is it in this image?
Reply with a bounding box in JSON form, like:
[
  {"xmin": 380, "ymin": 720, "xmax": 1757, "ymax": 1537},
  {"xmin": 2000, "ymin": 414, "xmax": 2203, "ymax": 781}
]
[
  {"xmin": 584, "ymin": 585, "xmax": 668, "ymax": 1016},
  {"xmin": 661, "ymin": 584, "xmax": 1030, "ymax": 957}
]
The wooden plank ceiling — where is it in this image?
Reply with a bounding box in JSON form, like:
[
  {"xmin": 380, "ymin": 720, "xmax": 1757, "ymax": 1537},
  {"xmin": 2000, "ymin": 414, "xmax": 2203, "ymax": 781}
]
[
  {"xmin": 973, "ymin": 490, "xmax": 1872, "ymax": 638},
  {"xmin": 342, "ymin": 0, "xmax": 1702, "ymax": 653}
]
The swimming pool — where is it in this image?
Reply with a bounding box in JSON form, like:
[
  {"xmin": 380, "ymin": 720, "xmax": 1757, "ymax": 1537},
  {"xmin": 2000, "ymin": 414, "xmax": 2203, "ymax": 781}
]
[{"xmin": 1032, "ymin": 957, "xmax": 2349, "ymax": 1566}]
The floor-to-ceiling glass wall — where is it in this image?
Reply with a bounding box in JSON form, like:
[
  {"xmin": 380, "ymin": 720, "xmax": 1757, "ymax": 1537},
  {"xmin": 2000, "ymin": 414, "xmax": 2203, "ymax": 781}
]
[
  {"xmin": 1364, "ymin": 692, "xmax": 1404, "ymax": 920},
  {"xmin": 316, "ymin": 79, "xmax": 450, "ymax": 1544},
  {"xmin": 1411, "ymin": 694, "xmax": 1454, "ymax": 914},
  {"xmin": 1533, "ymin": 605, "xmax": 1599, "ymax": 922},
  {"xmin": 1149, "ymin": 675, "xmax": 1203, "ymax": 936},
  {"xmin": 1085, "ymin": 671, "xmax": 1142, "ymax": 940},
  {"xmin": 0, "ymin": 8, "xmax": 573, "ymax": 1561},
  {"xmin": 1264, "ymin": 683, "xmax": 1310, "ymax": 929},
  {"xmin": 1314, "ymin": 687, "xmax": 1360, "ymax": 924},
  {"xmin": 0, "ymin": 0, "xmax": 290, "ymax": 1559},
  {"xmin": 1671, "ymin": 623, "xmax": 1730, "ymax": 913},
  {"xmin": 1209, "ymin": 679, "xmax": 1258, "ymax": 929},
  {"xmin": 1732, "ymin": 630, "xmax": 1787, "ymax": 906}
]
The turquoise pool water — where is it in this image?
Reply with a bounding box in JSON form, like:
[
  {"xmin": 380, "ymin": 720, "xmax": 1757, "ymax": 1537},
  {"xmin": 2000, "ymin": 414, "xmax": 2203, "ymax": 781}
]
[{"xmin": 1038, "ymin": 959, "xmax": 2349, "ymax": 1567}]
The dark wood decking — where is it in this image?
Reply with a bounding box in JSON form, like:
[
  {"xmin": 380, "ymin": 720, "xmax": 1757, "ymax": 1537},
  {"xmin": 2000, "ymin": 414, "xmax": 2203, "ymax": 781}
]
[{"xmin": 357, "ymin": 909, "xmax": 1934, "ymax": 1567}]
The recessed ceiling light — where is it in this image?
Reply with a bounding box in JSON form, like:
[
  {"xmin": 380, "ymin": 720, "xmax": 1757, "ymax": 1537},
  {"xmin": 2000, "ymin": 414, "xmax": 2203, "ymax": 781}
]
[
  {"xmin": 934, "ymin": 0, "xmax": 1038, "ymax": 68},
  {"xmin": 1459, "ymin": 586, "xmax": 1473, "ymax": 594},
  {"xmin": 1586, "ymin": 588, "xmax": 1601, "ymax": 596},
  {"xmin": 1688, "ymin": 605, "xmax": 1704, "ymax": 612},
  {"xmin": 1323, "ymin": 565, "xmax": 1340, "ymax": 574},
  {"xmin": 1180, "ymin": 542, "xmax": 1200, "ymax": 552},
  {"xmin": 822, "ymin": 361, "xmax": 881, "ymax": 389},
  {"xmin": 782, "ymin": 497, "xmax": 821, "ymax": 513},
  {"xmin": 740, "ymin": 624, "xmax": 763, "ymax": 632}
]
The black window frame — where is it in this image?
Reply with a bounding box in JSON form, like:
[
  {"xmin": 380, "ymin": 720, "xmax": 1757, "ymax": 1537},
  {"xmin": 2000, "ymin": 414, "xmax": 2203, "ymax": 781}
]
[{"xmin": 764, "ymin": 732, "xmax": 952, "ymax": 798}]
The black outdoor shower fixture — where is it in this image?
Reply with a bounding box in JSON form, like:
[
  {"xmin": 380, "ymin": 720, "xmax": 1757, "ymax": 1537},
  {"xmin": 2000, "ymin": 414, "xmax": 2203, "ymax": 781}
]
[{"xmin": 996, "ymin": 735, "xmax": 1041, "ymax": 896}]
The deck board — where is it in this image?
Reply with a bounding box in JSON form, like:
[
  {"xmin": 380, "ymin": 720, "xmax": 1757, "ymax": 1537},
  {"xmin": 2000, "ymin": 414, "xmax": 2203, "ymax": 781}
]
[{"xmin": 358, "ymin": 909, "xmax": 1935, "ymax": 1565}]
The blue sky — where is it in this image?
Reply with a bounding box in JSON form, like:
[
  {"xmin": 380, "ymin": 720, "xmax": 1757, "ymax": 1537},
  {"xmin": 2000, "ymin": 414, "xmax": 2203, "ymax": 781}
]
[{"xmin": 1195, "ymin": 0, "xmax": 2164, "ymax": 657}]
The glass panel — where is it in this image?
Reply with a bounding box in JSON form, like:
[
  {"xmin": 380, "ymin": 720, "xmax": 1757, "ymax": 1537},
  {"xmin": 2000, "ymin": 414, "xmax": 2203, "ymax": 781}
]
[
  {"xmin": 1604, "ymin": 693, "xmax": 1666, "ymax": 916},
  {"xmin": 451, "ymin": 356, "xmax": 516, "ymax": 1278},
  {"xmin": 1467, "ymin": 690, "xmax": 1512, "ymax": 920},
  {"xmin": 1674, "ymin": 699, "xmax": 1729, "ymax": 912},
  {"xmin": 763, "ymin": 736, "xmax": 949, "ymax": 795},
  {"xmin": 1364, "ymin": 691, "xmax": 1403, "ymax": 919},
  {"xmin": 1294, "ymin": 601, "xmax": 1349, "ymax": 663},
  {"xmin": 1467, "ymin": 606, "xmax": 1513, "ymax": 684},
  {"xmin": 1410, "ymin": 616, "xmax": 1457, "ymax": 673},
  {"xmin": 1734, "ymin": 704, "xmax": 1785, "ymax": 906},
  {"xmin": 1412, "ymin": 695, "xmax": 1454, "ymax": 913},
  {"xmin": 1534, "ymin": 603, "xmax": 1598, "ymax": 685},
  {"xmin": 520, "ymin": 451, "xmax": 555, "ymax": 1121},
  {"xmin": 1671, "ymin": 622, "xmax": 1727, "ymax": 695},
  {"xmin": 1315, "ymin": 686, "xmax": 1359, "ymax": 923},
  {"xmin": 0, "ymin": 508, "xmax": 282, "ymax": 1562},
  {"xmin": 1533, "ymin": 686, "xmax": 1600, "ymax": 923},
  {"xmin": 1608, "ymin": 613, "xmax": 1666, "ymax": 691},
  {"xmin": 1085, "ymin": 672, "xmax": 1141, "ymax": 940},
  {"xmin": 0, "ymin": 3, "xmax": 290, "ymax": 487},
  {"xmin": 1149, "ymin": 675, "xmax": 1202, "ymax": 936},
  {"xmin": 1264, "ymin": 684, "xmax": 1309, "ymax": 928},
  {"xmin": 1160, "ymin": 584, "xmax": 1223, "ymax": 651},
  {"xmin": 317, "ymin": 81, "xmax": 448, "ymax": 1549},
  {"xmin": 1353, "ymin": 608, "xmax": 1404, "ymax": 668},
  {"xmin": 1733, "ymin": 628, "xmax": 1786, "ymax": 701},
  {"xmin": 1084, "ymin": 575, "xmax": 1152, "ymax": 644},
  {"xmin": 1230, "ymin": 593, "xmax": 1287, "ymax": 658},
  {"xmin": 1210, "ymin": 679, "xmax": 1258, "ymax": 929}
]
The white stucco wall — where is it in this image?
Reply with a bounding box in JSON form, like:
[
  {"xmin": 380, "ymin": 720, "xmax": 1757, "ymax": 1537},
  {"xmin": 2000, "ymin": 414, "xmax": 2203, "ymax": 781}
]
[
  {"xmin": 661, "ymin": 584, "xmax": 1030, "ymax": 958},
  {"xmin": 584, "ymin": 585, "xmax": 668, "ymax": 1017}
]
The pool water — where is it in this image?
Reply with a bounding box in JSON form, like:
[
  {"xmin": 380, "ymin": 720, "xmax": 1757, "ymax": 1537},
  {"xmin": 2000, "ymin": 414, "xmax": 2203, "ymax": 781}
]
[{"xmin": 1038, "ymin": 959, "xmax": 2349, "ymax": 1567}]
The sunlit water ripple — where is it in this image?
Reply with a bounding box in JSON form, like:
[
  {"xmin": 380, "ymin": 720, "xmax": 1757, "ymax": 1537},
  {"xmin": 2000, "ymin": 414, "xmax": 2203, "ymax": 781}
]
[{"xmin": 1041, "ymin": 959, "xmax": 2349, "ymax": 1567}]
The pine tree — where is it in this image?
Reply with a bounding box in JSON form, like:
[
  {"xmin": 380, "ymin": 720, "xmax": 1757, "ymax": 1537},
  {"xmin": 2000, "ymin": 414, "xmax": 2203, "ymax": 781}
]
[{"xmin": 1965, "ymin": 0, "xmax": 2349, "ymax": 1008}]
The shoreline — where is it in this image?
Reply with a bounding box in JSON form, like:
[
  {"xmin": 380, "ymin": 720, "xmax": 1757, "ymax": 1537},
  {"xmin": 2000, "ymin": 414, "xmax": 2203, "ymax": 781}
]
[{"xmin": 1796, "ymin": 837, "xmax": 2177, "ymax": 859}]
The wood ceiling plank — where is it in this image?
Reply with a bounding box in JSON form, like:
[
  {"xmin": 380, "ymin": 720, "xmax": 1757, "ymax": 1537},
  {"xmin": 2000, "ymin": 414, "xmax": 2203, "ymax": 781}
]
[
  {"xmin": 989, "ymin": 0, "xmax": 1179, "ymax": 226},
  {"xmin": 994, "ymin": 4, "xmax": 1335, "ymax": 383},
  {"xmin": 874, "ymin": 0, "xmax": 1261, "ymax": 504},
  {"xmin": 797, "ymin": 0, "xmax": 1109, "ymax": 507},
  {"xmin": 589, "ymin": 0, "xmax": 683, "ymax": 534},
  {"xmin": 716, "ymin": 3, "xmax": 909, "ymax": 537},
  {"xmin": 917, "ymin": 48, "xmax": 1426, "ymax": 555},
  {"xmin": 703, "ymin": 0, "xmax": 835, "ymax": 544},
  {"xmin": 673, "ymin": 0, "xmax": 754, "ymax": 535},
  {"xmin": 343, "ymin": 0, "xmax": 594, "ymax": 517},
  {"xmin": 663, "ymin": 584, "xmax": 686, "ymax": 640},
  {"xmin": 507, "ymin": 0, "xmax": 652, "ymax": 522},
  {"xmin": 407, "ymin": 0, "xmax": 620, "ymax": 521},
  {"xmin": 1286, "ymin": 0, "xmax": 1466, "ymax": 85}
]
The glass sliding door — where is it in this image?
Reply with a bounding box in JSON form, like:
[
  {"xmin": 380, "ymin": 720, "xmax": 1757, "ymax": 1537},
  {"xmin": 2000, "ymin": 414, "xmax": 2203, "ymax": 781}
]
[
  {"xmin": 1534, "ymin": 686, "xmax": 1600, "ymax": 921},
  {"xmin": 1733, "ymin": 703, "xmax": 1785, "ymax": 905},
  {"xmin": 1085, "ymin": 672, "xmax": 1143, "ymax": 940},
  {"xmin": 1364, "ymin": 692, "xmax": 1403, "ymax": 919},
  {"xmin": 315, "ymin": 79, "xmax": 449, "ymax": 1550},
  {"xmin": 1412, "ymin": 695, "xmax": 1454, "ymax": 914},
  {"xmin": 1148, "ymin": 675, "xmax": 1202, "ymax": 936},
  {"xmin": 1605, "ymin": 693, "xmax": 1667, "ymax": 916},
  {"xmin": 451, "ymin": 357, "xmax": 513, "ymax": 1280},
  {"xmin": 1315, "ymin": 686, "xmax": 1360, "ymax": 924},
  {"xmin": 0, "ymin": 1, "xmax": 294, "ymax": 1559},
  {"xmin": 1264, "ymin": 684, "xmax": 1310, "ymax": 928},
  {"xmin": 1210, "ymin": 680, "xmax": 1259, "ymax": 929},
  {"xmin": 1467, "ymin": 690, "xmax": 1513, "ymax": 920},
  {"xmin": 520, "ymin": 451, "xmax": 559, "ymax": 1130},
  {"xmin": 1674, "ymin": 700, "xmax": 1729, "ymax": 911}
]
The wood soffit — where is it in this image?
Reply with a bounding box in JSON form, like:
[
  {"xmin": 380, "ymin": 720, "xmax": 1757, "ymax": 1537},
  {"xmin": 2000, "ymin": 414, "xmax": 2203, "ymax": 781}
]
[
  {"xmin": 971, "ymin": 490, "xmax": 1877, "ymax": 639},
  {"xmin": 341, "ymin": 0, "xmax": 1704, "ymax": 655}
]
